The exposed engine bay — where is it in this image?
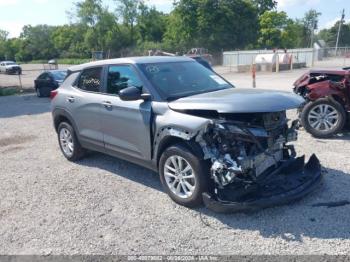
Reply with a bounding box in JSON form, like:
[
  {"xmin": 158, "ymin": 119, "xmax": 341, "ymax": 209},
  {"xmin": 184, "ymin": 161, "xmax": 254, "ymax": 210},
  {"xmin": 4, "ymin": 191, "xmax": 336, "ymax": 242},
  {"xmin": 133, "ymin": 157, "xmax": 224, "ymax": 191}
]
[{"xmin": 193, "ymin": 111, "xmax": 321, "ymax": 210}]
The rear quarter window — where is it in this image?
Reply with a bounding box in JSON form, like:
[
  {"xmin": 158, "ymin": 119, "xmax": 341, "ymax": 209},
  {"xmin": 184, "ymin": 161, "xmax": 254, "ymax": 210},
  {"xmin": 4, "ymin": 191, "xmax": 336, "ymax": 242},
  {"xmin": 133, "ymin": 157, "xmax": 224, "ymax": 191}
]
[{"xmin": 77, "ymin": 67, "xmax": 103, "ymax": 93}]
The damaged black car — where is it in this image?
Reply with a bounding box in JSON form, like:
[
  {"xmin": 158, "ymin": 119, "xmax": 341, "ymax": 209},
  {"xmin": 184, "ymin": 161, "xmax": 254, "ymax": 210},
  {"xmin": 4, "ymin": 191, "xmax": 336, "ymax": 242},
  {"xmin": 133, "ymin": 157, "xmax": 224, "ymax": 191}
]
[{"xmin": 52, "ymin": 56, "xmax": 322, "ymax": 213}]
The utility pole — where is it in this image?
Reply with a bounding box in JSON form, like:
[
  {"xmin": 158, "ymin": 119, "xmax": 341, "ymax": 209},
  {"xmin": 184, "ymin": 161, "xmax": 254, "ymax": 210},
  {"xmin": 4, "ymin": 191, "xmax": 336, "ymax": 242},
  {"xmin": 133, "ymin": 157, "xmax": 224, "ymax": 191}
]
[{"xmin": 335, "ymin": 9, "xmax": 345, "ymax": 56}]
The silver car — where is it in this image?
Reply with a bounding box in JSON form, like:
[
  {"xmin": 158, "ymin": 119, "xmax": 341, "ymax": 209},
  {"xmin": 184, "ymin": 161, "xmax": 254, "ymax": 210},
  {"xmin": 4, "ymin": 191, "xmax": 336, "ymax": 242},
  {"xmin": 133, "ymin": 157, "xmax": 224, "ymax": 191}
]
[
  {"xmin": 0, "ymin": 61, "xmax": 22, "ymax": 75},
  {"xmin": 51, "ymin": 56, "xmax": 322, "ymax": 213}
]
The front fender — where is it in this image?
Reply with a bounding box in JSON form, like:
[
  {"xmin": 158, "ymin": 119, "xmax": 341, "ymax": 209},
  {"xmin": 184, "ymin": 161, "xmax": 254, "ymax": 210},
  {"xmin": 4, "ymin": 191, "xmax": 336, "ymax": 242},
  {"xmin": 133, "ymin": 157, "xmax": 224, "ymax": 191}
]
[
  {"xmin": 152, "ymin": 108, "xmax": 211, "ymax": 165},
  {"xmin": 307, "ymin": 81, "xmax": 345, "ymax": 101}
]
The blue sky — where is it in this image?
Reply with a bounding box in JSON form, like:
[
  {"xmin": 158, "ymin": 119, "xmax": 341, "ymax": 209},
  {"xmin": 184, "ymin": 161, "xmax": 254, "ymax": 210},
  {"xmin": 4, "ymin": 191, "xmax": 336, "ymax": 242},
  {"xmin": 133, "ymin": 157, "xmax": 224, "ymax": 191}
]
[{"xmin": 0, "ymin": 0, "xmax": 348, "ymax": 38}]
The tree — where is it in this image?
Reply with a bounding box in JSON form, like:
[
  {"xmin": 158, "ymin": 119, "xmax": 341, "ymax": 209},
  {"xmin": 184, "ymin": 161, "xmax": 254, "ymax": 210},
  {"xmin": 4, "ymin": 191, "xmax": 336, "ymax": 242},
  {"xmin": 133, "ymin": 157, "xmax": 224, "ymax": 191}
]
[
  {"xmin": 318, "ymin": 22, "xmax": 350, "ymax": 47},
  {"xmin": 302, "ymin": 9, "xmax": 321, "ymax": 47},
  {"xmin": 115, "ymin": 0, "xmax": 141, "ymax": 43},
  {"xmin": 75, "ymin": 0, "xmax": 103, "ymax": 27},
  {"xmin": 18, "ymin": 25, "xmax": 58, "ymax": 61},
  {"xmin": 251, "ymin": 0, "xmax": 277, "ymax": 15},
  {"xmin": 0, "ymin": 29, "xmax": 8, "ymax": 41},
  {"xmin": 281, "ymin": 20, "xmax": 305, "ymax": 48},
  {"xmin": 164, "ymin": 0, "xmax": 259, "ymax": 52},
  {"xmin": 137, "ymin": 3, "xmax": 167, "ymax": 43},
  {"xmin": 258, "ymin": 11, "xmax": 290, "ymax": 48},
  {"xmin": 52, "ymin": 25, "xmax": 89, "ymax": 58}
]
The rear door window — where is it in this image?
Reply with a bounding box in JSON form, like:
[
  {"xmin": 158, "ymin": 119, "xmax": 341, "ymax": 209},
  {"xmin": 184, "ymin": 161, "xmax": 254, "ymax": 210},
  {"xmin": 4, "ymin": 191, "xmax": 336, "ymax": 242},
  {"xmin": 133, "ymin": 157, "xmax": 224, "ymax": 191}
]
[{"xmin": 77, "ymin": 67, "xmax": 103, "ymax": 93}]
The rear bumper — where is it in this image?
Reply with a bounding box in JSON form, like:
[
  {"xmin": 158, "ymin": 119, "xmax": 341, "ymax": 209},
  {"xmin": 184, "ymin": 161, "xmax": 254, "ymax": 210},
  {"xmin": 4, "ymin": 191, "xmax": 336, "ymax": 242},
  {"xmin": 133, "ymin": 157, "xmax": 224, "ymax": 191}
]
[{"xmin": 203, "ymin": 154, "xmax": 322, "ymax": 213}]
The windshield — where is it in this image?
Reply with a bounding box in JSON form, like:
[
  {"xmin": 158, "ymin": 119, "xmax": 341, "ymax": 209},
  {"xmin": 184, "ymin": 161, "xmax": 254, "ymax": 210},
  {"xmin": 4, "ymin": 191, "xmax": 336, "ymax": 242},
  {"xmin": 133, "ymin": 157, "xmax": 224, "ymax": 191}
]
[
  {"xmin": 5, "ymin": 62, "xmax": 16, "ymax": 66},
  {"xmin": 51, "ymin": 71, "xmax": 67, "ymax": 81},
  {"xmin": 139, "ymin": 61, "xmax": 232, "ymax": 100}
]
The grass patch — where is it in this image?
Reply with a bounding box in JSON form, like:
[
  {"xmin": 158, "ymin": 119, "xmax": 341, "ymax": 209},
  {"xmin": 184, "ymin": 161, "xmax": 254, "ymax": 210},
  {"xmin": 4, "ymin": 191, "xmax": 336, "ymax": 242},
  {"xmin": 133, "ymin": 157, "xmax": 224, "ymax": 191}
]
[
  {"xmin": 57, "ymin": 58, "xmax": 91, "ymax": 65},
  {"xmin": 19, "ymin": 58, "xmax": 91, "ymax": 65},
  {"xmin": 0, "ymin": 87, "xmax": 20, "ymax": 96}
]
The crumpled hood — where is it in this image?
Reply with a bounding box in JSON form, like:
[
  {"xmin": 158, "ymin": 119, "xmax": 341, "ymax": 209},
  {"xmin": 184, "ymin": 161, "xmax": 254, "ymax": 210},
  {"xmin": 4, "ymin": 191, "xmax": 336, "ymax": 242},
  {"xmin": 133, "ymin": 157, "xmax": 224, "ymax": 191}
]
[{"xmin": 168, "ymin": 88, "xmax": 305, "ymax": 113}]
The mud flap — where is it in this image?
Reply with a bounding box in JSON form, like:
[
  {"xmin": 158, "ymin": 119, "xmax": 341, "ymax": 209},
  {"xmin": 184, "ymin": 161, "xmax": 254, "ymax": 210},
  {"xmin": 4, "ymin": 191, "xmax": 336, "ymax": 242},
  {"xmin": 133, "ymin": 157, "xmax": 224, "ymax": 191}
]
[{"xmin": 203, "ymin": 154, "xmax": 322, "ymax": 213}]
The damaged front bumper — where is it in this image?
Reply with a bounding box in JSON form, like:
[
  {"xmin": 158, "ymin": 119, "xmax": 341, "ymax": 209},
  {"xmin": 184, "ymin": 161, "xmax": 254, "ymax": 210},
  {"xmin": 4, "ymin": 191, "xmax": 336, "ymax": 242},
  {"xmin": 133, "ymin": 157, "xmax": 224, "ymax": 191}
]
[{"xmin": 203, "ymin": 154, "xmax": 322, "ymax": 213}]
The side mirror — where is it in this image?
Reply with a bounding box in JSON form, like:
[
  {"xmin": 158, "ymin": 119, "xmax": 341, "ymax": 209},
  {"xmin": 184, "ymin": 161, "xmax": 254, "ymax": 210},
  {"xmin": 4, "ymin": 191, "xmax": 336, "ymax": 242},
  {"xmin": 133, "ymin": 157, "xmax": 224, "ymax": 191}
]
[{"xmin": 119, "ymin": 86, "xmax": 151, "ymax": 101}]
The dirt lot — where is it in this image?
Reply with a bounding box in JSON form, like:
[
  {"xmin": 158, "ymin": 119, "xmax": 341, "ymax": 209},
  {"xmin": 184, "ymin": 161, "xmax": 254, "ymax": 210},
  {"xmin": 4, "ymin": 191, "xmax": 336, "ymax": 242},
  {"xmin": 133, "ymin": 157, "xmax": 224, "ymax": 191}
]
[
  {"xmin": 0, "ymin": 64, "xmax": 69, "ymax": 90},
  {"xmin": 0, "ymin": 62, "xmax": 350, "ymax": 255}
]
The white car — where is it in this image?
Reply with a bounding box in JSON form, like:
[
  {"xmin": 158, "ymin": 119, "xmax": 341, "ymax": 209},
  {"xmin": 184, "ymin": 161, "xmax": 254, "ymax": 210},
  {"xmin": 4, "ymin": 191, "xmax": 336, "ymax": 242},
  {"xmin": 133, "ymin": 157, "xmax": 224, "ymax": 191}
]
[{"xmin": 0, "ymin": 61, "xmax": 22, "ymax": 75}]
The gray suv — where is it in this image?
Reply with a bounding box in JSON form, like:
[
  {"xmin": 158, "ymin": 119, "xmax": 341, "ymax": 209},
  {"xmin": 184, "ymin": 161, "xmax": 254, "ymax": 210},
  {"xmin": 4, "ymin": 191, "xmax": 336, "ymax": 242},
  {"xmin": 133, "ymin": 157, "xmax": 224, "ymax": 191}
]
[{"xmin": 51, "ymin": 56, "xmax": 322, "ymax": 213}]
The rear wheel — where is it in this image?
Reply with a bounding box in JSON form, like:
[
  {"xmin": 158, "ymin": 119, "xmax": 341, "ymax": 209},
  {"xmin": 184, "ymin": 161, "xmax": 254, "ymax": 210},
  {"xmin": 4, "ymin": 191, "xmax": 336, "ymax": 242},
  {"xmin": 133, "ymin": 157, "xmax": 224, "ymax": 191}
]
[
  {"xmin": 36, "ymin": 87, "xmax": 42, "ymax": 97},
  {"xmin": 159, "ymin": 143, "xmax": 210, "ymax": 207},
  {"xmin": 57, "ymin": 122, "xmax": 86, "ymax": 161},
  {"xmin": 301, "ymin": 98, "xmax": 346, "ymax": 138}
]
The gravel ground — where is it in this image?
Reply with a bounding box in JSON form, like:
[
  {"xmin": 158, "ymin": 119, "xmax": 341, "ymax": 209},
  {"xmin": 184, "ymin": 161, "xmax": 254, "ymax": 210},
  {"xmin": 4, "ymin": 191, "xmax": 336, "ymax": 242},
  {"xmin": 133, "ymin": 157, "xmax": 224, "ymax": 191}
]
[{"xmin": 1, "ymin": 63, "xmax": 350, "ymax": 255}]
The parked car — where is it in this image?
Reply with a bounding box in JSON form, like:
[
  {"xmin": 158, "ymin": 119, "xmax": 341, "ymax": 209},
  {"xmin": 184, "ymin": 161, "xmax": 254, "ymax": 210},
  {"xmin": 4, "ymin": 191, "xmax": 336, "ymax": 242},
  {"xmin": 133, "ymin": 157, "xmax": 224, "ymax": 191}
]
[
  {"xmin": 0, "ymin": 61, "xmax": 22, "ymax": 75},
  {"xmin": 35, "ymin": 70, "xmax": 67, "ymax": 97},
  {"xmin": 51, "ymin": 56, "xmax": 321, "ymax": 213},
  {"xmin": 294, "ymin": 68, "xmax": 350, "ymax": 138},
  {"xmin": 189, "ymin": 56, "xmax": 213, "ymax": 71}
]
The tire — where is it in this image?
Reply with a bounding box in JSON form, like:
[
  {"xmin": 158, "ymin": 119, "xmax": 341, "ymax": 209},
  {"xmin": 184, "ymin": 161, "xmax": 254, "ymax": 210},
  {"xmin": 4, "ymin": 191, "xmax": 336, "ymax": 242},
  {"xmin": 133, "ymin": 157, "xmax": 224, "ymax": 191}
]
[
  {"xmin": 301, "ymin": 98, "xmax": 346, "ymax": 138},
  {"xmin": 159, "ymin": 143, "xmax": 211, "ymax": 208},
  {"xmin": 57, "ymin": 122, "xmax": 86, "ymax": 161},
  {"xmin": 36, "ymin": 87, "xmax": 43, "ymax": 97}
]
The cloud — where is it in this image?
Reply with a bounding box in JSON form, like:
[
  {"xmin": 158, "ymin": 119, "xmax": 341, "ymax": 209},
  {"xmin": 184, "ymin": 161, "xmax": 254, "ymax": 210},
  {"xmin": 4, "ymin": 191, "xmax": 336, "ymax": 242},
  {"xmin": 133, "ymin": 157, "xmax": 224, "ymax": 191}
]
[{"xmin": 322, "ymin": 17, "xmax": 350, "ymax": 29}]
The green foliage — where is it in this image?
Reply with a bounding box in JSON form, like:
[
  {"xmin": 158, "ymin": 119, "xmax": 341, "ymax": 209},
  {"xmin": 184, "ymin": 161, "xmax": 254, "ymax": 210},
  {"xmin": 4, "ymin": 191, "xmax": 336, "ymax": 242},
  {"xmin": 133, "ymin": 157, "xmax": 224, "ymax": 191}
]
[
  {"xmin": 258, "ymin": 11, "xmax": 290, "ymax": 48},
  {"xmin": 137, "ymin": 3, "xmax": 167, "ymax": 43},
  {"xmin": 318, "ymin": 21, "xmax": 350, "ymax": 47},
  {"xmin": 0, "ymin": 29, "xmax": 8, "ymax": 41},
  {"xmin": 0, "ymin": 1, "xmax": 337, "ymax": 64},
  {"xmin": 164, "ymin": 0, "xmax": 259, "ymax": 52},
  {"xmin": 252, "ymin": 0, "xmax": 277, "ymax": 15},
  {"xmin": 0, "ymin": 87, "xmax": 19, "ymax": 96},
  {"xmin": 258, "ymin": 10, "xmax": 318, "ymax": 49},
  {"xmin": 303, "ymin": 9, "xmax": 321, "ymax": 47},
  {"xmin": 75, "ymin": 0, "xmax": 103, "ymax": 26}
]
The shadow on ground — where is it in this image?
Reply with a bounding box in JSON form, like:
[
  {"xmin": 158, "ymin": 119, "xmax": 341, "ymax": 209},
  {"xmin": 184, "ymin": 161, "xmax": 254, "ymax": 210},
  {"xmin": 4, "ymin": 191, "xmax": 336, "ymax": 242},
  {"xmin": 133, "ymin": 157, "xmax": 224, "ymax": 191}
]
[
  {"xmin": 77, "ymin": 152, "xmax": 350, "ymax": 241},
  {"xmin": 0, "ymin": 94, "xmax": 50, "ymax": 118}
]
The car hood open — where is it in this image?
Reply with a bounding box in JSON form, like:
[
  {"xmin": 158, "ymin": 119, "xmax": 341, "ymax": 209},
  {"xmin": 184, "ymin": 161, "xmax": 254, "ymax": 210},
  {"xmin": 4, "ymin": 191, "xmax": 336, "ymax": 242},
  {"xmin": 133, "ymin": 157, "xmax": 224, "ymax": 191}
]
[{"xmin": 168, "ymin": 88, "xmax": 305, "ymax": 113}]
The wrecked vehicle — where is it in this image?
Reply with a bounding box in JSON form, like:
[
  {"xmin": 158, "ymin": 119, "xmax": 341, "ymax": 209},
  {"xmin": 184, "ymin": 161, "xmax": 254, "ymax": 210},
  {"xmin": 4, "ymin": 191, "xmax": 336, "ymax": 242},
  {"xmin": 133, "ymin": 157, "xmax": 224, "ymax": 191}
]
[
  {"xmin": 51, "ymin": 57, "xmax": 322, "ymax": 213},
  {"xmin": 294, "ymin": 68, "xmax": 350, "ymax": 138}
]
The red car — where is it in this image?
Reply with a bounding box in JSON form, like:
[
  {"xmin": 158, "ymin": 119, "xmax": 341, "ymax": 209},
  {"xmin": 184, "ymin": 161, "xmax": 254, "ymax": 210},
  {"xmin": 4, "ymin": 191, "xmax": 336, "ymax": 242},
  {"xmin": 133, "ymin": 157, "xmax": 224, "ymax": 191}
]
[{"xmin": 294, "ymin": 68, "xmax": 350, "ymax": 138}]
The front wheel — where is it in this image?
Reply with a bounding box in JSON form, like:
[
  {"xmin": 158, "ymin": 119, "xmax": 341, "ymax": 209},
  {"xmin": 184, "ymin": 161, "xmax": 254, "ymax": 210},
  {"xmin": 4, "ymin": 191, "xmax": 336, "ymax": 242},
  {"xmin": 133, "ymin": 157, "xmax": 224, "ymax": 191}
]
[
  {"xmin": 159, "ymin": 143, "xmax": 210, "ymax": 208},
  {"xmin": 301, "ymin": 98, "xmax": 346, "ymax": 138}
]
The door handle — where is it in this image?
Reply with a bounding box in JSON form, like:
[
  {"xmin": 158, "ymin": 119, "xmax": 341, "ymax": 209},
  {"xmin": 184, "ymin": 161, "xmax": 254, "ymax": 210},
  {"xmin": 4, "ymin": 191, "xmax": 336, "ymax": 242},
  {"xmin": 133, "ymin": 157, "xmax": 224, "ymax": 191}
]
[
  {"xmin": 67, "ymin": 96, "xmax": 75, "ymax": 103},
  {"xmin": 102, "ymin": 101, "xmax": 113, "ymax": 109}
]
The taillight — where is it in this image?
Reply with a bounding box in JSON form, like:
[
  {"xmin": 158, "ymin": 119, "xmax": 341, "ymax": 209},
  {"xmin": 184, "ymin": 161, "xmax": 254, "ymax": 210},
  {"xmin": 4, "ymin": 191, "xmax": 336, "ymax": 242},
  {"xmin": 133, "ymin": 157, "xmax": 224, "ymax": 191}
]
[{"xmin": 50, "ymin": 90, "xmax": 58, "ymax": 100}]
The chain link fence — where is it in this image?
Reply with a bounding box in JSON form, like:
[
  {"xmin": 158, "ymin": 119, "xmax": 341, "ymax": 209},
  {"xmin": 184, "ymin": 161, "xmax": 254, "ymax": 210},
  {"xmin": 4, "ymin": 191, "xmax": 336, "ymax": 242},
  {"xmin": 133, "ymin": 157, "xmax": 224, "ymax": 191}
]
[
  {"xmin": 0, "ymin": 64, "xmax": 68, "ymax": 93},
  {"xmin": 314, "ymin": 47, "xmax": 350, "ymax": 68},
  {"xmin": 1, "ymin": 47, "xmax": 349, "ymax": 95},
  {"xmin": 222, "ymin": 47, "xmax": 350, "ymax": 72}
]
